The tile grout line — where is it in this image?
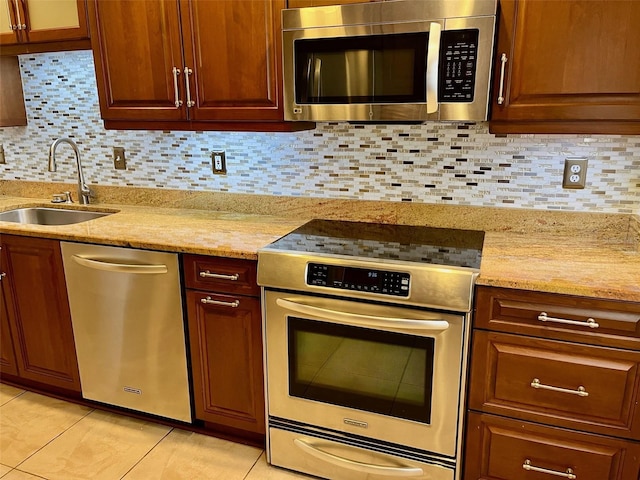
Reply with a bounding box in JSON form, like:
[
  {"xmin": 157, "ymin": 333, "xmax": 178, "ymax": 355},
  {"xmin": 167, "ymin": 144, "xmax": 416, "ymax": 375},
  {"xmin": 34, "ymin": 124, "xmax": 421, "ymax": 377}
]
[
  {"xmin": 117, "ymin": 426, "xmax": 174, "ymax": 480},
  {"xmin": 11, "ymin": 401, "xmax": 95, "ymax": 476}
]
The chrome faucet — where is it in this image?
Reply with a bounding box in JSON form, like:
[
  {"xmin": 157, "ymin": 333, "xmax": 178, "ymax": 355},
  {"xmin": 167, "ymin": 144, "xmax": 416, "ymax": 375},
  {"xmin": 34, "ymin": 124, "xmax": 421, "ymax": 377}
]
[{"xmin": 48, "ymin": 138, "xmax": 91, "ymax": 205}]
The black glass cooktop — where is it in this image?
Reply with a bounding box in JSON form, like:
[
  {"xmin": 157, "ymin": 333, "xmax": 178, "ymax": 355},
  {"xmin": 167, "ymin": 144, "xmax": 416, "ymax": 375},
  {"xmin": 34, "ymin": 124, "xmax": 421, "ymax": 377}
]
[{"xmin": 264, "ymin": 219, "xmax": 485, "ymax": 270}]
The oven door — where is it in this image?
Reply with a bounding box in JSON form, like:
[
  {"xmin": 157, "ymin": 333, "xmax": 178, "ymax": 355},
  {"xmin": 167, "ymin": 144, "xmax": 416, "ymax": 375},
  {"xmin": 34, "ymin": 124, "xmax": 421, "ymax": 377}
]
[{"xmin": 263, "ymin": 290, "xmax": 468, "ymax": 457}]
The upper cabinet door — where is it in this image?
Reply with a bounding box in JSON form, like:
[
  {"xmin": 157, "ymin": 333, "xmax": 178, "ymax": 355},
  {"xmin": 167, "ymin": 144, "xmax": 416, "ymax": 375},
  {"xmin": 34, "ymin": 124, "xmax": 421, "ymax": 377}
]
[
  {"xmin": 0, "ymin": 0, "xmax": 89, "ymax": 47},
  {"xmin": 180, "ymin": 0, "xmax": 285, "ymax": 122},
  {"xmin": 88, "ymin": 0, "xmax": 187, "ymax": 121},
  {"xmin": 490, "ymin": 0, "xmax": 640, "ymax": 134}
]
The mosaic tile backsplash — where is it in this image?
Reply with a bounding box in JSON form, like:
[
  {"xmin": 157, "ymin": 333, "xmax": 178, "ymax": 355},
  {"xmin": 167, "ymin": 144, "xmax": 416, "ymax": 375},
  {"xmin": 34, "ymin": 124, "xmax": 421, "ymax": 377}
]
[{"xmin": 0, "ymin": 51, "xmax": 638, "ymax": 214}]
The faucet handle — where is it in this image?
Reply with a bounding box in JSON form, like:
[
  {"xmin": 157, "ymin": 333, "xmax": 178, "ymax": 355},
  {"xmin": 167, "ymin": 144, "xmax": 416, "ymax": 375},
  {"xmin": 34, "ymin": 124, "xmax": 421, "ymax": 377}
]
[{"xmin": 52, "ymin": 191, "xmax": 73, "ymax": 204}]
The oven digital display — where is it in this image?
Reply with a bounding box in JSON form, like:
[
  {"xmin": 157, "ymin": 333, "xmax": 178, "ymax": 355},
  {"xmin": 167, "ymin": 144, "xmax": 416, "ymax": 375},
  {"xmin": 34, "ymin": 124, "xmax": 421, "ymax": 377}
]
[{"xmin": 307, "ymin": 263, "xmax": 410, "ymax": 297}]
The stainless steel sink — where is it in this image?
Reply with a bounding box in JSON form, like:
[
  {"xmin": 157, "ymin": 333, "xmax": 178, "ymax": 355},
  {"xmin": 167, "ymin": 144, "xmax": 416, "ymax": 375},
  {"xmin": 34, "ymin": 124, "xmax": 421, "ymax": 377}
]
[{"xmin": 0, "ymin": 207, "xmax": 113, "ymax": 225}]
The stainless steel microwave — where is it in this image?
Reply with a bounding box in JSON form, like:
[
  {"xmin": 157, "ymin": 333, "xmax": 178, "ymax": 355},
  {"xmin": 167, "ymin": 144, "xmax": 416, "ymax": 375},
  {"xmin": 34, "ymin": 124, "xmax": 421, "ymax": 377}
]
[{"xmin": 282, "ymin": 0, "xmax": 497, "ymax": 123}]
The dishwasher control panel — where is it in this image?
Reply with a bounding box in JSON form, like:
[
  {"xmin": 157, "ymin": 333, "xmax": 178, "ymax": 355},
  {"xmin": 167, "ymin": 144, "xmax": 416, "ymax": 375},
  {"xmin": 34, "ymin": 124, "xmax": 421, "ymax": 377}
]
[{"xmin": 307, "ymin": 263, "xmax": 410, "ymax": 297}]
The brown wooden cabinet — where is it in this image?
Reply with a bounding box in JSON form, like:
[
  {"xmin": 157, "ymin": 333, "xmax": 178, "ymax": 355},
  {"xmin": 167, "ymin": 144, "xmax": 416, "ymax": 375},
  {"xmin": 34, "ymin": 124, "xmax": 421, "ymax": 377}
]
[
  {"xmin": 88, "ymin": 0, "xmax": 311, "ymax": 132},
  {"xmin": 490, "ymin": 0, "xmax": 640, "ymax": 134},
  {"xmin": 465, "ymin": 412, "xmax": 640, "ymax": 480},
  {"xmin": 0, "ymin": 242, "xmax": 18, "ymax": 376},
  {"xmin": 0, "ymin": 0, "xmax": 89, "ymax": 54},
  {"xmin": 464, "ymin": 286, "xmax": 640, "ymax": 479},
  {"xmin": 0, "ymin": 235, "xmax": 81, "ymax": 393},
  {"xmin": 0, "ymin": 56, "xmax": 27, "ymax": 127},
  {"xmin": 183, "ymin": 254, "xmax": 265, "ymax": 439}
]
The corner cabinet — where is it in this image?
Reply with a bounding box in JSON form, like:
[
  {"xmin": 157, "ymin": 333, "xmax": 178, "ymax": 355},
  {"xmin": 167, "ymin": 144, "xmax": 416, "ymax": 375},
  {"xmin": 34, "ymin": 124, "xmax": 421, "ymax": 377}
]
[
  {"xmin": 0, "ymin": 235, "xmax": 81, "ymax": 394},
  {"xmin": 183, "ymin": 254, "xmax": 265, "ymax": 440},
  {"xmin": 88, "ymin": 0, "xmax": 312, "ymax": 132},
  {"xmin": 489, "ymin": 0, "xmax": 640, "ymax": 134},
  {"xmin": 464, "ymin": 286, "xmax": 640, "ymax": 480},
  {"xmin": 0, "ymin": 0, "xmax": 90, "ymax": 54}
]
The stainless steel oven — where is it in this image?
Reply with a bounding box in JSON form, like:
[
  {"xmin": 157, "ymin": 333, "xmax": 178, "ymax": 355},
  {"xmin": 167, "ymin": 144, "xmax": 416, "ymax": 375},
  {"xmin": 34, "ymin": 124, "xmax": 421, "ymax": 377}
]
[{"xmin": 258, "ymin": 220, "xmax": 484, "ymax": 480}]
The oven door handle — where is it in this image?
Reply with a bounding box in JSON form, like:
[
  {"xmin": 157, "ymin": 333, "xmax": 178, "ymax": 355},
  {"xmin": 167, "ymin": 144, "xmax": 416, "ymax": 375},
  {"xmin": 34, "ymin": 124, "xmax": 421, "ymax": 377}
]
[
  {"xmin": 276, "ymin": 299, "xmax": 449, "ymax": 333},
  {"xmin": 294, "ymin": 438, "xmax": 424, "ymax": 477}
]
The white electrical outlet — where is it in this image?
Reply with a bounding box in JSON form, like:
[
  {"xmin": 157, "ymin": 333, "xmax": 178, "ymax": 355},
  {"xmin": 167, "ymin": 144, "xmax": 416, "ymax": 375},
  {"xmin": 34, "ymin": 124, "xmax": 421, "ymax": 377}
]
[
  {"xmin": 562, "ymin": 157, "xmax": 588, "ymax": 189},
  {"xmin": 212, "ymin": 150, "xmax": 226, "ymax": 175}
]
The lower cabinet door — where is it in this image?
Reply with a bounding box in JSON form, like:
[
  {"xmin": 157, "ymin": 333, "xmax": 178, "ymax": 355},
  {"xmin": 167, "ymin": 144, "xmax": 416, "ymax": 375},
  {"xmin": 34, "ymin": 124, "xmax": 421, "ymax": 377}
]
[
  {"xmin": 186, "ymin": 290, "xmax": 265, "ymax": 435},
  {"xmin": 1, "ymin": 235, "xmax": 81, "ymax": 392},
  {"xmin": 0, "ymin": 273, "xmax": 18, "ymax": 376},
  {"xmin": 464, "ymin": 412, "xmax": 640, "ymax": 480}
]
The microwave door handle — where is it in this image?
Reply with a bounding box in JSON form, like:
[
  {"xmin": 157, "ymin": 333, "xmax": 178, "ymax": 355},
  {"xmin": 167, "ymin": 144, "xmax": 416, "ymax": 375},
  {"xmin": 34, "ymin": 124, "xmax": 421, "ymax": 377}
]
[
  {"xmin": 426, "ymin": 22, "xmax": 442, "ymax": 114},
  {"xmin": 275, "ymin": 298, "xmax": 449, "ymax": 334},
  {"xmin": 314, "ymin": 57, "xmax": 322, "ymax": 97}
]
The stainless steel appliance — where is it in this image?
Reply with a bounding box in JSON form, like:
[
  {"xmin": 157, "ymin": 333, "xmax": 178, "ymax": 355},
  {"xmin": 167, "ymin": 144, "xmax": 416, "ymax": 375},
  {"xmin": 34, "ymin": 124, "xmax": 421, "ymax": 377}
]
[
  {"xmin": 282, "ymin": 0, "xmax": 497, "ymax": 123},
  {"xmin": 61, "ymin": 242, "xmax": 192, "ymax": 423},
  {"xmin": 258, "ymin": 220, "xmax": 484, "ymax": 480}
]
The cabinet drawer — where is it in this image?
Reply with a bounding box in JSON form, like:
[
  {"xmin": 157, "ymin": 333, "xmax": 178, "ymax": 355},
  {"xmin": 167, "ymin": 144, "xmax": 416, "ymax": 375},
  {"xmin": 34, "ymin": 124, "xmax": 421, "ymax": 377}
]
[
  {"xmin": 183, "ymin": 254, "xmax": 259, "ymax": 296},
  {"xmin": 474, "ymin": 286, "xmax": 640, "ymax": 350},
  {"xmin": 469, "ymin": 331, "xmax": 640, "ymax": 439},
  {"xmin": 464, "ymin": 412, "xmax": 640, "ymax": 480}
]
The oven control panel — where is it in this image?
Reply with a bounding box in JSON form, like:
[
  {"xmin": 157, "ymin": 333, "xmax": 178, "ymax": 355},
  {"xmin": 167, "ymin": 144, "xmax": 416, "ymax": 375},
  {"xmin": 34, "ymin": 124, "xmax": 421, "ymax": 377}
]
[{"xmin": 307, "ymin": 263, "xmax": 410, "ymax": 297}]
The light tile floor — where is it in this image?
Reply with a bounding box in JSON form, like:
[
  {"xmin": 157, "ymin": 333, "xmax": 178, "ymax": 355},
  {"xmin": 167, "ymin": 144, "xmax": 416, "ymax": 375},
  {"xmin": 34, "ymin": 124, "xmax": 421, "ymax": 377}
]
[{"xmin": 0, "ymin": 384, "xmax": 311, "ymax": 480}]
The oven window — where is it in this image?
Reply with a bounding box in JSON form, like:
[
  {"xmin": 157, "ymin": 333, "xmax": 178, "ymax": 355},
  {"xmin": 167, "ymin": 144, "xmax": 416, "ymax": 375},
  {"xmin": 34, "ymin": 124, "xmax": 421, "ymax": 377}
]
[
  {"xmin": 294, "ymin": 32, "xmax": 428, "ymax": 104},
  {"xmin": 288, "ymin": 317, "xmax": 434, "ymax": 424}
]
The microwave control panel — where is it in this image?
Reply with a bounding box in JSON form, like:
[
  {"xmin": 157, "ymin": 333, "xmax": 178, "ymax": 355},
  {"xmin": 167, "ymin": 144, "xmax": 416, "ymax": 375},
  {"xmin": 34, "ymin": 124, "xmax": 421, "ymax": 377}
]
[
  {"xmin": 439, "ymin": 29, "xmax": 479, "ymax": 103},
  {"xmin": 307, "ymin": 263, "xmax": 410, "ymax": 297}
]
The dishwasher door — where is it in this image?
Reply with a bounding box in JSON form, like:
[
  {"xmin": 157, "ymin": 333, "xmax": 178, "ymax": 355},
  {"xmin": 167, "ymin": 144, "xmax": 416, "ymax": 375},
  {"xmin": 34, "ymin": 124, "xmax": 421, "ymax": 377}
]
[{"xmin": 61, "ymin": 242, "xmax": 192, "ymax": 423}]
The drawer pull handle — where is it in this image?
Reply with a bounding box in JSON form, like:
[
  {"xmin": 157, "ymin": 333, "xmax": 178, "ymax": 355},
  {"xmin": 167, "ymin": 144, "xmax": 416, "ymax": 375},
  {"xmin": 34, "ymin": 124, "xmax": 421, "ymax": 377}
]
[
  {"xmin": 531, "ymin": 378, "xmax": 588, "ymax": 397},
  {"xmin": 523, "ymin": 459, "xmax": 576, "ymax": 479},
  {"xmin": 538, "ymin": 312, "xmax": 599, "ymax": 329},
  {"xmin": 199, "ymin": 271, "xmax": 239, "ymax": 281},
  {"xmin": 201, "ymin": 296, "xmax": 239, "ymax": 308}
]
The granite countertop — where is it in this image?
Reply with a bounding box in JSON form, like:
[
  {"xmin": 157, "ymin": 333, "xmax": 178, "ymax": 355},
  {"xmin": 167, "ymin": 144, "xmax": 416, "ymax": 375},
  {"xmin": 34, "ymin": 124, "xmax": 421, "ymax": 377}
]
[
  {"xmin": 1, "ymin": 195, "xmax": 638, "ymax": 302},
  {"xmin": 0, "ymin": 196, "xmax": 307, "ymax": 259}
]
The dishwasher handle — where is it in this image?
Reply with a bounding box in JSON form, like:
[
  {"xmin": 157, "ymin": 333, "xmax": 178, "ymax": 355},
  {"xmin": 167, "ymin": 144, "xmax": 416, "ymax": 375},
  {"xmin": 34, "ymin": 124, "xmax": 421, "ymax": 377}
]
[{"xmin": 71, "ymin": 255, "xmax": 168, "ymax": 274}]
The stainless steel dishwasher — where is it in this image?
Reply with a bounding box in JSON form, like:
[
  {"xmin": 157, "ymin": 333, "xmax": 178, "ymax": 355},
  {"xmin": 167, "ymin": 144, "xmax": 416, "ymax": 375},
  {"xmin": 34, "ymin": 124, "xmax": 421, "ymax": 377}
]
[{"xmin": 61, "ymin": 242, "xmax": 192, "ymax": 423}]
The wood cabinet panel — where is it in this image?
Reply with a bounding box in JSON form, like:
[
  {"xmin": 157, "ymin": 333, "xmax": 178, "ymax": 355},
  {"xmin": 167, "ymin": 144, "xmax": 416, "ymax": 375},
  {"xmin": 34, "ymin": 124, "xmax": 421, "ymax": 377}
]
[
  {"xmin": 0, "ymin": 0, "xmax": 89, "ymax": 53},
  {"xmin": 474, "ymin": 286, "xmax": 640, "ymax": 350},
  {"xmin": 181, "ymin": 0, "xmax": 283, "ymax": 121},
  {"xmin": 1, "ymin": 235, "xmax": 81, "ymax": 392},
  {"xmin": 88, "ymin": 0, "xmax": 186, "ymax": 121},
  {"xmin": 469, "ymin": 330, "xmax": 640, "ymax": 439},
  {"xmin": 464, "ymin": 412, "xmax": 640, "ymax": 480},
  {"xmin": 183, "ymin": 254, "xmax": 259, "ymax": 296},
  {"xmin": 186, "ymin": 289, "xmax": 265, "ymax": 435},
  {"xmin": 0, "ymin": 56, "xmax": 27, "ymax": 127},
  {"xmin": 89, "ymin": 0, "xmax": 308, "ymax": 130},
  {"xmin": 0, "ymin": 243, "xmax": 18, "ymax": 376},
  {"xmin": 489, "ymin": 0, "xmax": 640, "ymax": 134}
]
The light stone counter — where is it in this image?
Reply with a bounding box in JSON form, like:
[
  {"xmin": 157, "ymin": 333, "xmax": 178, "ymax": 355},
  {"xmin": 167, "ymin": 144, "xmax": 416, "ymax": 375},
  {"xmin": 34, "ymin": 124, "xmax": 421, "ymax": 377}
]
[
  {"xmin": 1, "ymin": 186, "xmax": 639, "ymax": 302},
  {"xmin": 0, "ymin": 196, "xmax": 307, "ymax": 259}
]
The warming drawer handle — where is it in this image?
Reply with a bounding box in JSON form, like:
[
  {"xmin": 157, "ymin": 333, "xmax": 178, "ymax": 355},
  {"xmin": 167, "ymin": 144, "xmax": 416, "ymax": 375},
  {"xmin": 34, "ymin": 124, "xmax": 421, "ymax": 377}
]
[
  {"xmin": 497, "ymin": 53, "xmax": 508, "ymax": 105},
  {"xmin": 426, "ymin": 22, "xmax": 442, "ymax": 114},
  {"xmin": 71, "ymin": 255, "xmax": 168, "ymax": 274},
  {"xmin": 199, "ymin": 270, "xmax": 239, "ymax": 281},
  {"xmin": 530, "ymin": 378, "xmax": 589, "ymax": 397},
  {"xmin": 201, "ymin": 296, "xmax": 239, "ymax": 308},
  {"xmin": 522, "ymin": 459, "xmax": 576, "ymax": 479},
  {"xmin": 537, "ymin": 312, "xmax": 599, "ymax": 329},
  {"xmin": 293, "ymin": 438, "xmax": 423, "ymax": 477},
  {"xmin": 276, "ymin": 298, "xmax": 449, "ymax": 333}
]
